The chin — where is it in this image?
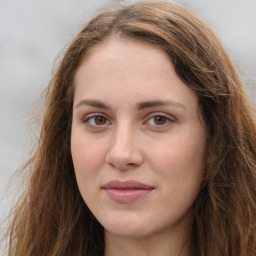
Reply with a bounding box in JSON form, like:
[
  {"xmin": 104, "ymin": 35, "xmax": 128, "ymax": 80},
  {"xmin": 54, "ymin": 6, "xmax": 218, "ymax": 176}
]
[{"xmin": 103, "ymin": 217, "xmax": 159, "ymax": 239}]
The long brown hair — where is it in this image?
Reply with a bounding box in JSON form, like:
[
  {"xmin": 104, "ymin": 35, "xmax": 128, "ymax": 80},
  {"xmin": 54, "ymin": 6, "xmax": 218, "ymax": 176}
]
[{"xmin": 7, "ymin": 1, "xmax": 256, "ymax": 255}]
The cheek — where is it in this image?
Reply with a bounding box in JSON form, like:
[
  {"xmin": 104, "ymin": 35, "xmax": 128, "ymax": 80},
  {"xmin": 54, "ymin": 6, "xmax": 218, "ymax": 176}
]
[
  {"xmin": 148, "ymin": 127, "xmax": 206, "ymax": 194},
  {"xmin": 71, "ymin": 127, "xmax": 105, "ymax": 167},
  {"xmin": 71, "ymin": 139, "xmax": 102, "ymax": 207},
  {"xmin": 71, "ymin": 133, "xmax": 102, "ymax": 188},
  {"xmin": 150, "ymin": 133, "xmax": 205, "ymax": 171}
]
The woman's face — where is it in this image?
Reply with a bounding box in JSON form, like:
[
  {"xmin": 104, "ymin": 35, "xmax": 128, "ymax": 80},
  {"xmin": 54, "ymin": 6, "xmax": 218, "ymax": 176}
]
[{"xmin": 71, "ymin": 38, "xmax": 207, "ymax": 239}]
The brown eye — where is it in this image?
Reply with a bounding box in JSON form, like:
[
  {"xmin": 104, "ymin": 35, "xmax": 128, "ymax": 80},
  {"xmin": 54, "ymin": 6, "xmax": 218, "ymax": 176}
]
[
  {"xmin": 94, "ymin": 116, "xmax": 107, "ymax": 125},
  {"xmin": 153, "ymin": 116, "xmax": 167, "ymax": 125},
  {"xmin": 84, "ymin": 115, "xmax": 109, "ymax": 127},
  {"xmin": 145, "ymin": 114, "xmax": 174, "ymax": 128}
]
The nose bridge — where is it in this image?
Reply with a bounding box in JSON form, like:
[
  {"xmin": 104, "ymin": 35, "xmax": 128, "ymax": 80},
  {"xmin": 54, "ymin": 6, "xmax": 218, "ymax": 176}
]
[
  {"xmin": 114, "ymin": 122, "xmax": 133, "ymax": 151},
  {"xmin": 106, "ymin": 121, "xmax": 143, "ymax": 169}
]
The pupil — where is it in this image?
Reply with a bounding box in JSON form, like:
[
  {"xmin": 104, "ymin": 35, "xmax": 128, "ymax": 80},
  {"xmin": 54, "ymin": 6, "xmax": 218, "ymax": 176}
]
[
  {"xmin": 95, "ymin": 116, "xmax": 106, "ymax": 125},
  {"xmin": 154, "ymin": 116, "xmax": 166, "ymax": 125}
]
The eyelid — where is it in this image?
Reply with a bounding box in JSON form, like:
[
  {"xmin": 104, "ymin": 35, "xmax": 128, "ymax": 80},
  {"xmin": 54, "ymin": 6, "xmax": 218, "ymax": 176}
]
[
  {"xmin": 81, "ymin": 112, "xmax": 175, "ymax": 129},
  {"xmin": 143, "ymin": 112, "xmax": 176, "ymax": 126},
  {"xmin": 146, "ymin": 112, "xmax": 175, "ymax": 120},
  {"xmin": 82, "ymin": 112, "xmax": 111, "ymax": 127}
]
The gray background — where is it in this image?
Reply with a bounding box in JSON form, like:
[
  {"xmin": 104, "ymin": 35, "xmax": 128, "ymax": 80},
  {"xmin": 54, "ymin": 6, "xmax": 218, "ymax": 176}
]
[{"xmin": 1, "ymin": 0, "xmax": 255, "ymax": 251}]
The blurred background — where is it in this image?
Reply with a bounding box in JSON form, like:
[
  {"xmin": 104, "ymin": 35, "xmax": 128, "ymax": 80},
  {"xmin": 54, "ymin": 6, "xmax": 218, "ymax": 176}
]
[{"xmin": 1, "ymin": 0, "xmax": 255, "ymax": 250}]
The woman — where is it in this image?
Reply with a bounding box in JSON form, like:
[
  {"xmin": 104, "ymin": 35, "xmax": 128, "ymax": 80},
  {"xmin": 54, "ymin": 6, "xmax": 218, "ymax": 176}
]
[{"xmin": 7, "ymin": 1, "xmax": 256, "ymax": 255}]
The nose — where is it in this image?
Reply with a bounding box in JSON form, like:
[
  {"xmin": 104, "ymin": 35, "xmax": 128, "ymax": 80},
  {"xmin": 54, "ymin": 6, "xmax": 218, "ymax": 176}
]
[{"xmin": 105, "ymin": 125, "xmax": 144, "ymax": 170}]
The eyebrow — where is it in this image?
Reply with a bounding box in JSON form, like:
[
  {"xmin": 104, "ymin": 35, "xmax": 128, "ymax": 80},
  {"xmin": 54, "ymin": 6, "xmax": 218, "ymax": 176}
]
[
  {"xmin": 75, "ymin": 99, "xmax": 186, "ymax": 110},
  {"xmin": 75, "ymin": 99, "xmax": 110, "ymax": 109},
  {"xmin": 137, "ymin": 100, "xmax": 186, "ymax": 110}
]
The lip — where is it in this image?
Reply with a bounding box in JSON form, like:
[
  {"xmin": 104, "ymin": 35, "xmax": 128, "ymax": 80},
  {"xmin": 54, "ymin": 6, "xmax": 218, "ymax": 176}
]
[{"xmin": 102, "ymin": 180, "xmax": 155, "ymax": 203}]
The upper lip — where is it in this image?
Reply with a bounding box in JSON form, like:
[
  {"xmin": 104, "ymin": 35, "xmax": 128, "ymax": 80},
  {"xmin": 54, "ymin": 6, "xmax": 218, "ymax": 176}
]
[{"xmin": 102, "ymin": 180, "xmax": 154, "ymax": 189}]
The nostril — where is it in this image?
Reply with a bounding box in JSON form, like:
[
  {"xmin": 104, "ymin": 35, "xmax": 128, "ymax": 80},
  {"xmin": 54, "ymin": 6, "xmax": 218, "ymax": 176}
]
[
  {"xmin": 127, "ymin": 163, "xmax": 136, "ymax": 167},
  {"xmin": 107, "ymin": 161, "xmax": 137, "ymax": 170}
]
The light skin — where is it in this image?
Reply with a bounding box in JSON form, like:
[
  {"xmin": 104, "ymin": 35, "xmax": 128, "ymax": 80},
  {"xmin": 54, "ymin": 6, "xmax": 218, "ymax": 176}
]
[{"xmin": 71, "ymin": 38, "xmax": 207, "ymax": 256}]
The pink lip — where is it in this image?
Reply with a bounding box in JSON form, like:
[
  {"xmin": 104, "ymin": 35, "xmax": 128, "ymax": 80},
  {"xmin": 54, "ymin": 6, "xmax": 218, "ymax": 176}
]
[{"xmin": 102, "ymin": 180, "xmax": 155, "ymax": 203}]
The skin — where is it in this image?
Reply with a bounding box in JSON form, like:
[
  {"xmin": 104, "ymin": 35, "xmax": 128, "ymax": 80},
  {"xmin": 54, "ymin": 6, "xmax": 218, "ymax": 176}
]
[{"xmin": 71, "ymin": 38, "xmax": 207, "ymax": 256}]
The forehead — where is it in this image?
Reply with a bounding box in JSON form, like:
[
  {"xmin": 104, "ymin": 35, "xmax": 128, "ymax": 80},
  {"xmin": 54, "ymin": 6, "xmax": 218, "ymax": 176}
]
[
  {"xmin": 78, "ymin": 37, "xmax": 172, "ymax": 76},
  {"xmin": 75, "ymin": 38, "xmax": 175, "ymax": 91},
  {"xmin": 73, "ymin": 38, "xmax": 198, "ymax": 112}
]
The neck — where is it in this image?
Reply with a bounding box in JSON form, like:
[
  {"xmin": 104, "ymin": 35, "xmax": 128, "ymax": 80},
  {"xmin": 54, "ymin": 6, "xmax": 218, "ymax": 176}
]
[{"xmin": 104, "ymin": 225, "xmax": 191, "ymax": 256}]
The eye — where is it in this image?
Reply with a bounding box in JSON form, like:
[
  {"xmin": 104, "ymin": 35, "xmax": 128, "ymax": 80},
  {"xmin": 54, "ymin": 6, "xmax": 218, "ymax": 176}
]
[
  {"xmin": 152, "ymin": 116, "xmax": 168, "ymax": 125},
  {"xmin": 145, "ymin": 113, "xmax": 175, "ymax": 127},
  {"xmin": 83, "ymin": 114, "xmax": 110, "ymax": 127}
]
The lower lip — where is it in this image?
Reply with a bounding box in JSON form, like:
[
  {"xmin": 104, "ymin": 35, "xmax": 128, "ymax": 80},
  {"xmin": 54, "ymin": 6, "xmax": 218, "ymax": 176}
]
[{"xmin": 103, "ymin": 188, "xmax": 154, "ymax": 203}]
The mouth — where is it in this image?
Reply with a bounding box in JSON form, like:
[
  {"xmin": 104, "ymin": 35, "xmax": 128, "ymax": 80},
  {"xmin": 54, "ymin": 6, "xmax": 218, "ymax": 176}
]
[{"xmin": 102, "ymin": 180, "xmax": 155, "ymax": 203}]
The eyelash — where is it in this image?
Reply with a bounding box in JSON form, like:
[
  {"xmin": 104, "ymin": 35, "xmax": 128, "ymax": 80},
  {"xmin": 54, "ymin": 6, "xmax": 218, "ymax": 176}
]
[
  {"xmin": 144, "ymin": 113, "xmax": 175, "ymax": 127},
  {"xmin": 82, "ymin": 113, "xmax": 111, "ymax": 128},
  {"xmin": 82, "ymin": 112, "xmax": 175, "ymax": 129}
]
